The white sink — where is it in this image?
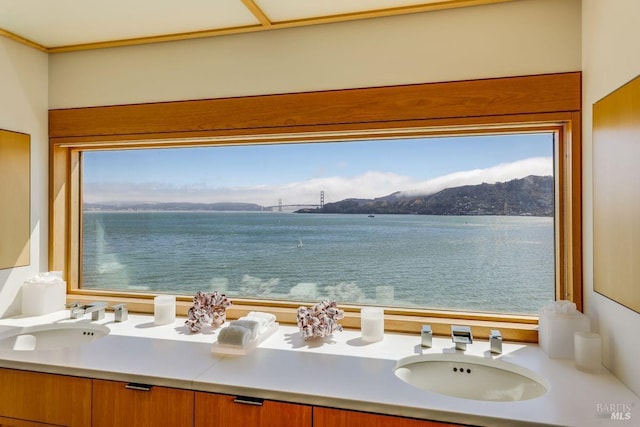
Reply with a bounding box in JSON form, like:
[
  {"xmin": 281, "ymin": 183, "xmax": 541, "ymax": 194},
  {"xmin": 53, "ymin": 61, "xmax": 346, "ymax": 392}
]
[
  {"xmin": 394, "ymin": 353, "xmax": 548, "ymax": 402},
  {"xmin": 0, "ymin": 322, "xmax": 109, "ymax": 351}
]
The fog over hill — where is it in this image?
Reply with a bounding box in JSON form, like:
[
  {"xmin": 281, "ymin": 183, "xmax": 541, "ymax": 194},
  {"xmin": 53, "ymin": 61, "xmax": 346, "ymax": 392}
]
[{"xmin": 297, "ymin": 175, "xmax": 553, "ymax": 216}]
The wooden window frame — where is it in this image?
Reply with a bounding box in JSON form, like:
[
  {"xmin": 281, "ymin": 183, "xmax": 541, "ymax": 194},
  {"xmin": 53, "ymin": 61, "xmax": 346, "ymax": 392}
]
[{"xmin": 49, "ymin": 72, "xmax": 582, "ymax": 342}]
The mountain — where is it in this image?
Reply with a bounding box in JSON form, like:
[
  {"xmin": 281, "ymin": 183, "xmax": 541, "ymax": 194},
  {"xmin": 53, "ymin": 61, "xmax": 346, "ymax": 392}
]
[
  {"xmin": 84, "ymin": 202, "xmax": 264, "ymax": 212},
  {"xmin": 297, "ymin": 175, "xmax": 553, "ymax": 216}
]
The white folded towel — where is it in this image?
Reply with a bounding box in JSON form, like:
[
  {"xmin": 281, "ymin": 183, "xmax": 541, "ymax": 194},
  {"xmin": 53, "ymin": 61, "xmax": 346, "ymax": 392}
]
[
  {"xmin": 247, "ymin": 311, "xmax": 276, "ymax": 325},
  {"xmin": 217, "ymin": 325, "xmax": 251, "ymax": 347},
  {"xmin": 229, "ymin": 320, "xmax": 259, "ymax": 340},
  {"xmin": 238, "ymin": 316, "xmax": 267, "ymax": 334},
  {"xmin": 237, "ymin": 312, "xmax": 276, "ymax": 336}
]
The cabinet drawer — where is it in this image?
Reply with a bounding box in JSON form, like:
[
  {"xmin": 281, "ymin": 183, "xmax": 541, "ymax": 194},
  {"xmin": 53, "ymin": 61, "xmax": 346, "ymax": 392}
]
[
  {"xmin": 92, "ymin": 379, "xmax": 193, "ymax": 427},
  {"xmin": 0, "ymin": 416, "xmax": 65, "ymax": 426},
  {"xmin": 195, "ymin": 392, "xmax": 311, "ymax": 427},
  {"xmin": 314, "ymin": 407, "xmax": 467, "ymax": 427},
  {"xmin": 0, "ymin": 368, "xmax": 91, "ymax": 427}
]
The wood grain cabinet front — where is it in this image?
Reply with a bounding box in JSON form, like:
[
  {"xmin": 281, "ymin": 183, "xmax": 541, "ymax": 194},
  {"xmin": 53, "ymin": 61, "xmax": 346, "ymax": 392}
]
[
  {"xmin": 92, "ymin": 379, "xmax": 194, "ymax": 427},
  {"xmin": 195, "ymin": 392, "xmax": 312, "ymax": 427},
  {"xmin": 0, "ymin": 419, "xmax": 61, "ymax": 427},
  {"xmin": 0, "ymin": 367, "xmax": 474, "ymax": 427},
  {"xmin": 313, "ymin": 407, "xmax": 468, "ymax": 427},
  {"xmin": 0, "ymin": 368, "xmax": 91, "ymax": 427}
]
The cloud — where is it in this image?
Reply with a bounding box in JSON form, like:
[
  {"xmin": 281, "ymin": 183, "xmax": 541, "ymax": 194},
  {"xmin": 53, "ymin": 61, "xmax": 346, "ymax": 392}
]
[
  {"xmin": 399, "ymin": 157, "xmax": 553, "ymax": 197},
  {"xmin": 279, "ymin": 171, "xmax": 413, "ymax": 204},
  {"xmin": 84, "ymin": 157, "xmax": 552, "ymax": 206}
]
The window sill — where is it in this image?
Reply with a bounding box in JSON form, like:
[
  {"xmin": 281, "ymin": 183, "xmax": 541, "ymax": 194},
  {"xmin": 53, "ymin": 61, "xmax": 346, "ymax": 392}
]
[{"xmin": 65, "ymin": 293, "xmax": 538, "ymax": 343}]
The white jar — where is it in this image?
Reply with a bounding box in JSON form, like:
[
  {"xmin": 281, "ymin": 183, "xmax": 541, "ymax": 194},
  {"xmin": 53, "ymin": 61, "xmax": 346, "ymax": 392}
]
[
  {"xmin": 360, "ymin": 307, "xmax": 384, "ymax": 342},
  {"xmin": 154, "ymin": 295, "xmax": 176, "ymax": 326}
]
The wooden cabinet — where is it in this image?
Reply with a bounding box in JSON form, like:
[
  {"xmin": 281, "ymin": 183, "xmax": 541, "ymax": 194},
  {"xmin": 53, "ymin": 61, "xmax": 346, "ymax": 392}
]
[
  {"xmin": 314, "ymin": 407, "xmax": 466, "ymax": 427},
  {"xmin": 0, "ymin": 368, "xmax": 470, "ymax": 427},
  {"xmin": 195, "ymin": 392, "xmax": 312, "ymax": 427},
  {"xmin": 92, "ymin": 379, "xmax": 193, "ymax": 427},
  {"xmin": 0, "ymin": 368, "xmax": 91, "ymax": 427}
]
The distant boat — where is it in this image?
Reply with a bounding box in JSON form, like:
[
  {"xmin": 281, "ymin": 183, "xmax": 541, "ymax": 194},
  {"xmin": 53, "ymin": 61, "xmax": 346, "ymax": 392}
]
[
  {"xmin": 368, "ymin": 214, "xmax": 375, "ymax": 218},
  {"xmin": 297, "ymin": 238, "xmax": 304, "ymax": 248}
]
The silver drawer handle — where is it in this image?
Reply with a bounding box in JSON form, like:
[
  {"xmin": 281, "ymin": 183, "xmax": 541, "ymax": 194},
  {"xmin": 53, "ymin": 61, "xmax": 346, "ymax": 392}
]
[
  {"xmin": 233, "ymin": 396, "xmax": 264, "ymax": 406},
  {"xmin": 125, "ymin": 383, "xmax": 153, "ymax": 392}
]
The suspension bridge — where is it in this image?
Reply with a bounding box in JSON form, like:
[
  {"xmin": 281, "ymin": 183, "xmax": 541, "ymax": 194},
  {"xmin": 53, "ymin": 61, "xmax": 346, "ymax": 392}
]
[{"xmin": 263, "ymin": 191, "xmax": 325, "ymax": 212}]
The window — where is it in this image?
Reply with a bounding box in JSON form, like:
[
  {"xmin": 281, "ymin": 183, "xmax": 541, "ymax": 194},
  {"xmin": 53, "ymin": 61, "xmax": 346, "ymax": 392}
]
[
  {"xmin": 50, "ymin": 73, "xmax": 582, "ymax": 340},
  {"xmin": 80, "ymin": 133, "xmax": 555, "ymax": 315}
]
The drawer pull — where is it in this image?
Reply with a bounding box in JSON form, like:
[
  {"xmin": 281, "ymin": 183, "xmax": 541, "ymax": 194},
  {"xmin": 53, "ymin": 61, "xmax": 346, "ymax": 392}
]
[
  {"xmin": 125, "ymin": 383, "xmax": 153, "ymax": 392},
  {"xmin": 233, "ymin": 396, "xmax": 264, "ymax": 406}
]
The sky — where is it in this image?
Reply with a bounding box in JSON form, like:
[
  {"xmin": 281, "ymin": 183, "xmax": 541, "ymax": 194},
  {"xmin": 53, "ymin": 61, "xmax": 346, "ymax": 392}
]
[{"xmin": 83, "ymin": 133, "xmax": 554, "ymax": 206}]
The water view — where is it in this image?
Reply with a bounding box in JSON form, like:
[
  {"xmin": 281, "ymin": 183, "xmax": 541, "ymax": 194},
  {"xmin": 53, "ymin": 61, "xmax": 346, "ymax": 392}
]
[{"xmin": 82, "ymin": 211, "xmax": 554, "ymax": 314}]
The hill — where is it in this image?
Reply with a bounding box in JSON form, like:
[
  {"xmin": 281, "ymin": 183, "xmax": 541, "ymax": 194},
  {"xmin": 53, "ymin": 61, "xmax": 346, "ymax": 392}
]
[
  {"xmin": 84, "ymin": 202, "xmax": 264, "ymax": 212},
  {"xmin": 297, "ymin": 175, "xmax": 553, "ymax": 216}
]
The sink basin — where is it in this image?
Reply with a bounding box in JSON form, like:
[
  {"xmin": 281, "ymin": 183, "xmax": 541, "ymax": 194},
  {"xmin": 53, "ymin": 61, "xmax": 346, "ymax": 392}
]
[
  {"xmin": 394, "ymin": 353, "xmax": 548, "ymax": 402},
  {"xmin": 0, "ymin": 322, "xmax": 109, "ymax": 351}
]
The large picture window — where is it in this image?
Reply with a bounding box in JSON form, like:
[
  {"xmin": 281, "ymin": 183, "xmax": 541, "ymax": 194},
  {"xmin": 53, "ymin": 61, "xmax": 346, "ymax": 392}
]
[
  {"xmin": 50, "ymin": 73, "xmax": 582, "ymax": 340},
  {"xmin": 81, "ymin": 133, "xmax": 555, "ymax": 315}
]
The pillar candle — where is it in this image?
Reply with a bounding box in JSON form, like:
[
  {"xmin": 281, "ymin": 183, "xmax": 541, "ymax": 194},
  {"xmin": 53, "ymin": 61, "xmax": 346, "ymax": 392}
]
[
  {"xmin": 361, "ymin": 307, "xmax": 384, "ymax": 342},
  {"xmin": 154, "ymin": 295, "xmax": 176, "ymax": 326},
  {"xmin": 574, "ymin": 331, "xmax": 602, "ymax": 373}
]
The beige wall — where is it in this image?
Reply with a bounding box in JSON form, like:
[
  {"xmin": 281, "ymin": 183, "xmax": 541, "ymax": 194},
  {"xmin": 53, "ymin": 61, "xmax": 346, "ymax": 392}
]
[
  {"xmin": 48, "ymin": 0, "xmax": 581, "ymax": 108},
  {"xmin": 0, "ymin": 37, "xmax": 49, "ymax": 317},
  {"xmin": 583, "ymin": 0, "xmax": 640, "ymax": 397}
]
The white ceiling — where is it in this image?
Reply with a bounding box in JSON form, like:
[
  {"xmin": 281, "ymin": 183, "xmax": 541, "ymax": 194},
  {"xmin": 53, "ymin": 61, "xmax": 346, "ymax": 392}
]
[{"xmin": 0, "ymin": 0, "xmax": 510, "ymax": 52}]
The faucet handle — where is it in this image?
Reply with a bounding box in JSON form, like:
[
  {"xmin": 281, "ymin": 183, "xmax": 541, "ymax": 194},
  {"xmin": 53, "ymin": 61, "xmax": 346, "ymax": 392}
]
[
  {"xmin": 110, "ymin": 304, "xmax": 128, "ymax": 322},
  {"xmin": 490, "ymin": 329, "xmax": 502, "ymax": 354},
  {"xmin": 421, "ymin": 325, "xmax": 432, "ymax": 348},
  {"xmin": 66, "ymin": 302, "xmax": 83, "ymax": 319}
]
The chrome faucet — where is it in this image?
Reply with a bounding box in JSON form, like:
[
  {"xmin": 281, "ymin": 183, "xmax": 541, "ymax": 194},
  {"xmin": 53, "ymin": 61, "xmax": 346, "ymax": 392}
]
[
  {"xmin": 451, "ymin": 325, "xmax": 473, "ymax": 351},
  {"xmin": 68, "ymin": 301, "xmax": 107, "ymax": 320}
]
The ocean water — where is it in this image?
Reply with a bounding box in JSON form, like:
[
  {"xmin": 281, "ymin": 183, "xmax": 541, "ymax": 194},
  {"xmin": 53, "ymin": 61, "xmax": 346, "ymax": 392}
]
[{"xmin": 82, "ymin": 212, "xmax": 554, "ymax": 314}]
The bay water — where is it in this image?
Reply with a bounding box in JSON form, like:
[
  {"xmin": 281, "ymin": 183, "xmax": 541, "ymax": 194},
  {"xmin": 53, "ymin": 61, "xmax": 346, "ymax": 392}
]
[{"xmin": 82, "ymin": 212, "xmax": 554, "ymax": 314}]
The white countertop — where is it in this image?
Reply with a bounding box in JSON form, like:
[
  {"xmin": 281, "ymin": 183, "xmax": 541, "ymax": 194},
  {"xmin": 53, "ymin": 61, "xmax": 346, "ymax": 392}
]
[{"xmin": 0, "ymin": 311, "xmax": 637, "ymax": 427}]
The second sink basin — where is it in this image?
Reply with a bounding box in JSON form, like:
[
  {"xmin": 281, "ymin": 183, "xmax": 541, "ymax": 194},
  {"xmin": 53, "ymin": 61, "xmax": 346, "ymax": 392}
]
[
  {"xmin": 394, "ymin": 353, "xmax": 548, "ymax": 402},
  {"xmin": 0, "ymin": 322, "xmax": 109, "ymax": 351}
]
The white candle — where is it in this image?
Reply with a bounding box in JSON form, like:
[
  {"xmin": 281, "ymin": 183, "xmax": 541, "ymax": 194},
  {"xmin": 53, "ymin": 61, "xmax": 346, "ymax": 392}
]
[
  {"xmin": 574, "ymin": 331, "xmax": 602, "ymax": 373},
  {"xmin": 361, "ymin": 307, "xmax": 384, "ymax": 342},
  {"xmin": 154, "ymin": 295, "xmax": 176, "ymax": 326}
]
